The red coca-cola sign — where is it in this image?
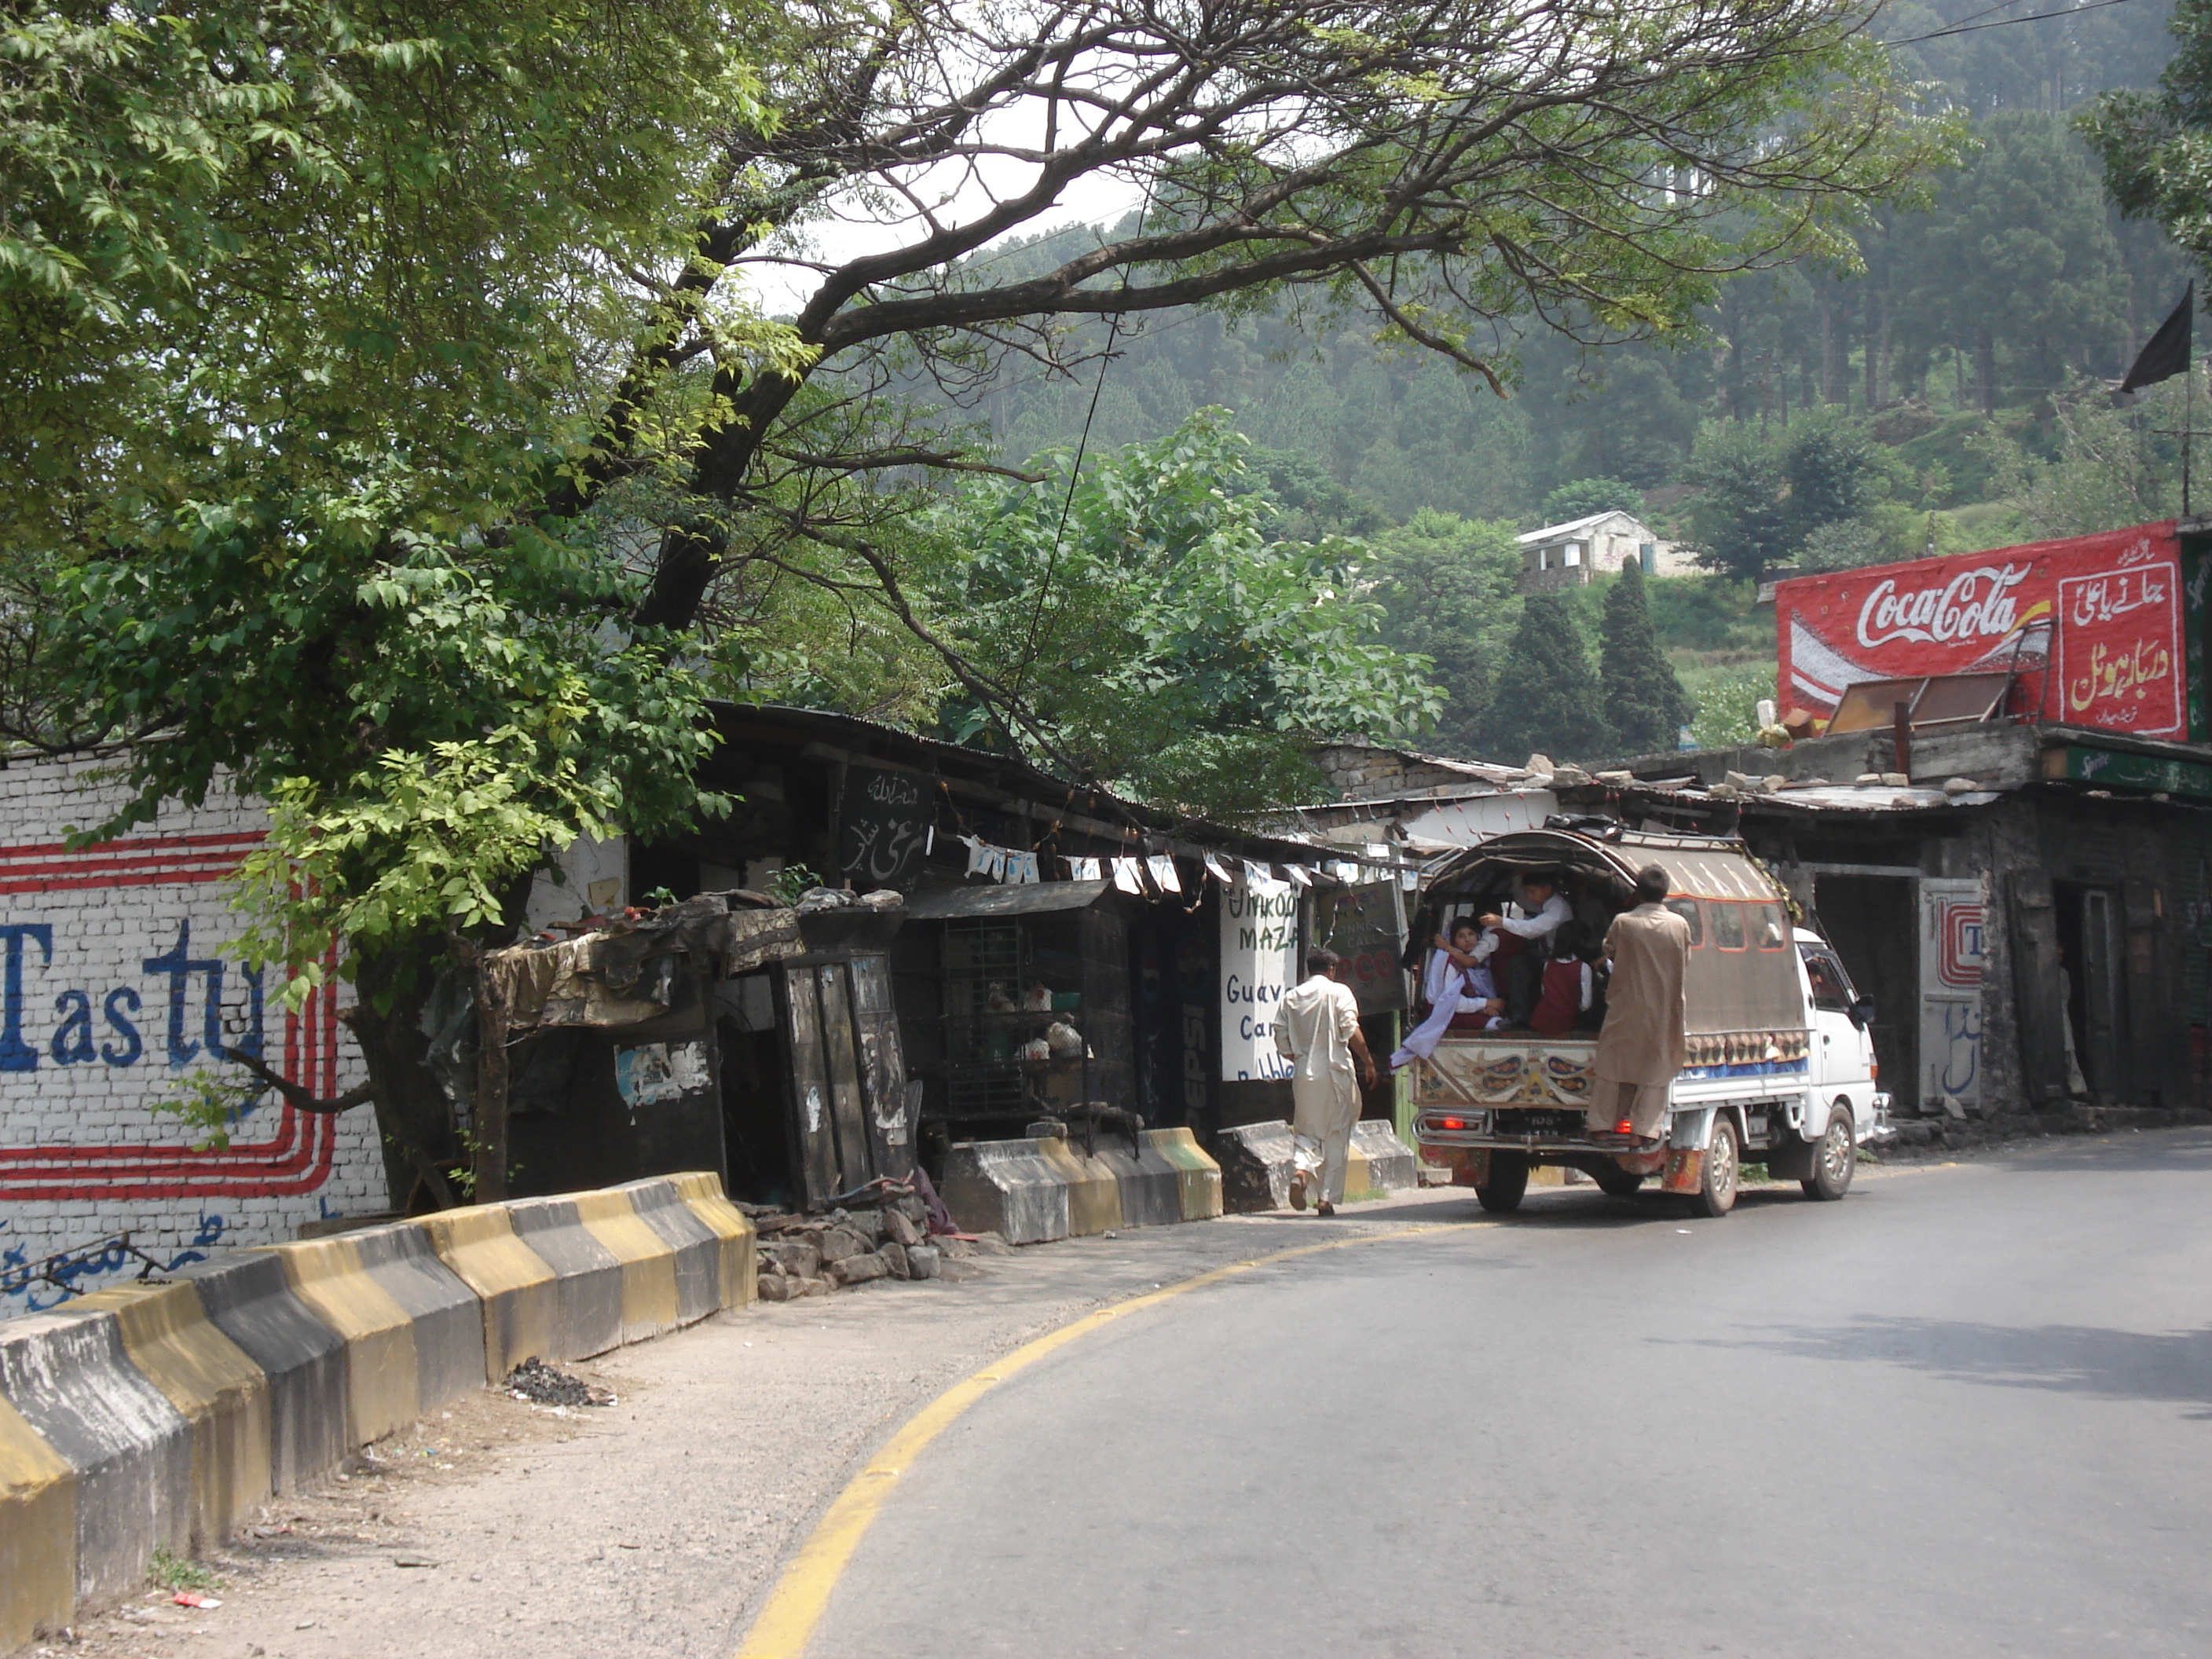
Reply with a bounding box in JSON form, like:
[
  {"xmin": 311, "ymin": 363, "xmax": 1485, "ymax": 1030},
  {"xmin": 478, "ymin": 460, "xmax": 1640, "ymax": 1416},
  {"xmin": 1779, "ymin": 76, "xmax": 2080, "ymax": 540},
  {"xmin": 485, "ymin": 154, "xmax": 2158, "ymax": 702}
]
[{"xmin": 1776, "ymin": 522, "xmax": 2187, "ymax": 738}]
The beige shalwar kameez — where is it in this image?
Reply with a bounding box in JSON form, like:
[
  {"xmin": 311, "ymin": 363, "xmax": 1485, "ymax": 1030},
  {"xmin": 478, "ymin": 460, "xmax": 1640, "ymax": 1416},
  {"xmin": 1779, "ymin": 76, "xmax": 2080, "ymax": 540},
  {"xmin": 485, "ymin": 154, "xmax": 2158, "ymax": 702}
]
[
  {"xmin": 1589, "ymin": 902, "xmax": 1691, "ymax": 1139},
  {"xmin": 1275, "ymin": 973, "xmax": 1363, "ymax": 1205}
]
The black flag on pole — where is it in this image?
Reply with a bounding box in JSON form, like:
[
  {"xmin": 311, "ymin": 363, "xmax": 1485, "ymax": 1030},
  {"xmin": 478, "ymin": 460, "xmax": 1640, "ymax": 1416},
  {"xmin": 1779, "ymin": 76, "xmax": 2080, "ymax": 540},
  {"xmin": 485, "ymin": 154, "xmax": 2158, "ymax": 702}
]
[{"xmin": 2122, "ymin": 282, "xmax": 2193, "ymax": 393}]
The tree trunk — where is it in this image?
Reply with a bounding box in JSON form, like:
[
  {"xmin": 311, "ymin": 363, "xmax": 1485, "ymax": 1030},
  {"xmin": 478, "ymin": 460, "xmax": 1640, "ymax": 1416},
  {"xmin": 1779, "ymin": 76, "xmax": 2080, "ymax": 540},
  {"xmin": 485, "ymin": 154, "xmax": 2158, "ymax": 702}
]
[
  {"xmin": 471, "ymin": 959, "xmax": 511, "ymax": 1204},
  {"xmin": 1976, "ymin": 328, "xmax": 1998, "ymax": 416},
  {"xmin": 346, "ymin": 936, "xmax": 463, "ymax": 1215},
  {"xmin": 1820, "ymin": 292, "xmax": 1838, "ymax": 405}
]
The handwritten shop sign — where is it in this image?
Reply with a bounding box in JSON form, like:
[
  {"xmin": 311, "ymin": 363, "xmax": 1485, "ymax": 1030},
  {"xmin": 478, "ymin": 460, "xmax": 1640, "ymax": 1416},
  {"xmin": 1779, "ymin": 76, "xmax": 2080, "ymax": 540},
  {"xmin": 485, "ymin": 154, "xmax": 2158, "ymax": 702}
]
[
  {"xmin": 1778, "ymin": 524, "xmax": 2186, "ymax": 738},
  {"xmin": 1218, "ymin": 882, "xmax": 1298, "ymax": 1082}
]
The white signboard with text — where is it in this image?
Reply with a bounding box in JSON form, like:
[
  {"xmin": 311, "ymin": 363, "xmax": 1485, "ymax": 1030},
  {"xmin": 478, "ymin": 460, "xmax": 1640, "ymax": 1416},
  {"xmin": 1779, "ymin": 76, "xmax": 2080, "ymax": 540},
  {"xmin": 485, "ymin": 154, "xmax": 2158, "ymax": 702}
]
[{"xmin": 1220, "ymin": 884, "xmax": 1298, "ymax": 1081}]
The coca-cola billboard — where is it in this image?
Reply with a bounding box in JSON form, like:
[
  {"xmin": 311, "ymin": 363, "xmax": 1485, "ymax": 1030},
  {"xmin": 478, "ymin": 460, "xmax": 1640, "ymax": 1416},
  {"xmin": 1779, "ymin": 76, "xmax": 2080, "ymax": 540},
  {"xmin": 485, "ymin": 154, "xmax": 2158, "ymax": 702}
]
[{"xmin": 1776, "ymin": 522, "xmax": 2189, "ymax": 739}]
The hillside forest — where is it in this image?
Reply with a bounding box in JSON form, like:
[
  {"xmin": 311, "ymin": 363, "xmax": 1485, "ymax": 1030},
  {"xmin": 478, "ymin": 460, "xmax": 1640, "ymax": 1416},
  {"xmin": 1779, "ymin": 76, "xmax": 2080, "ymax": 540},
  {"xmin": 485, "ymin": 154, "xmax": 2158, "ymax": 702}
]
[{"xmin": 876, "ymin": 0, "xmax": 2203, "ymax": 764}]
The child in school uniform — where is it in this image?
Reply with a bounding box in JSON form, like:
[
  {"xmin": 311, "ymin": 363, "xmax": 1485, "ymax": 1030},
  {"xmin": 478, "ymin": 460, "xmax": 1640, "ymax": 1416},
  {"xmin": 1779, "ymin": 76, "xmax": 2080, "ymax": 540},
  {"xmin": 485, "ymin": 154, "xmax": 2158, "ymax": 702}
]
[{"xmin": 1529, "ymin": 921, "xmax": 1597, "ymax": 1038}]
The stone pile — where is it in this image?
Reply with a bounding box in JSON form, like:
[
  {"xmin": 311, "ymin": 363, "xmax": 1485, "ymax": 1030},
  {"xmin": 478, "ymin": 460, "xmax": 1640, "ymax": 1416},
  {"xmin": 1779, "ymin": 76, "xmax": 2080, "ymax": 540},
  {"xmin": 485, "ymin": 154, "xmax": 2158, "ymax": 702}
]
[{"xmin": 752, "ymin": 1193, "xmax": 988, "ymax": 1300}]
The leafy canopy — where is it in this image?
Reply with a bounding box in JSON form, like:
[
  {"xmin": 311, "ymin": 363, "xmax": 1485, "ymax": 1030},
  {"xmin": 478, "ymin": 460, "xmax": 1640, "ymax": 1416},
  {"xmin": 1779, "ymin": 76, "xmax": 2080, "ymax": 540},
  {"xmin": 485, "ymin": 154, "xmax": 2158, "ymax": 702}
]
[
  {"xmin": 12, "ymin": 1, "xmax": 775, "ymax": 994},
  {"xmin": 921, "ymin": 413, "xmax": 1441, "ymax": 818}
]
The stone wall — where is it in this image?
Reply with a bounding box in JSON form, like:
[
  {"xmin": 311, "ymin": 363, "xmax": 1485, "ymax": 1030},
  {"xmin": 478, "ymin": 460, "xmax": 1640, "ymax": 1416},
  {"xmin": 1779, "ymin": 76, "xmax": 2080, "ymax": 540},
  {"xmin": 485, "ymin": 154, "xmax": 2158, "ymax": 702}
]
[
  {"xmin": 1309, "ymin": 745, "xmax": 1506, "ymax": 802},
  {"xmin": 0, "ymin": 756, "xmax": 385, "ymax": 1318}
]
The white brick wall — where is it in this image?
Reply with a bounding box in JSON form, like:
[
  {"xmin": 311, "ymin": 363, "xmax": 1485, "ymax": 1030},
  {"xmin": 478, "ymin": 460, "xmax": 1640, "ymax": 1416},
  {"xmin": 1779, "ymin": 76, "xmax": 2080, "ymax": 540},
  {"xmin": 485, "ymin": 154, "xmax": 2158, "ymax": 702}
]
[{"xmin": 0, "ymin": 756, "xmax": 384, "ymax": 1317}]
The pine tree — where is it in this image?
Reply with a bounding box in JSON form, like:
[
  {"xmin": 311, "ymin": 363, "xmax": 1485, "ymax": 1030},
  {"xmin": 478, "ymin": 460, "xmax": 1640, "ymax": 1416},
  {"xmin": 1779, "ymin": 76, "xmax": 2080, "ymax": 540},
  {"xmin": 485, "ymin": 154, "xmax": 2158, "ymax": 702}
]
[
  {"xmin": 1599, "ymin": 556, "xmax": 1694, "ymax": 756},
  {"xmin": 1484, "ymin": 593, "xmax": 1615, "ymax": 763}
]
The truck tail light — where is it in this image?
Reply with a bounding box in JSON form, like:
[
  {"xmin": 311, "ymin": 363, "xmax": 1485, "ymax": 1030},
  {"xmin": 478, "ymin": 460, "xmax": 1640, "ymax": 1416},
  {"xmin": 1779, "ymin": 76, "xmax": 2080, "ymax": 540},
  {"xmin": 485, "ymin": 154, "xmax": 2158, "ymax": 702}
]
[
  {"xmin": 1869, "ymin": 1059, "xmax": 1879, "ymax": 1081},
  {"xmin": 1437, "ymin": 1116, "xmax": 1467, "ymax": 1131}
]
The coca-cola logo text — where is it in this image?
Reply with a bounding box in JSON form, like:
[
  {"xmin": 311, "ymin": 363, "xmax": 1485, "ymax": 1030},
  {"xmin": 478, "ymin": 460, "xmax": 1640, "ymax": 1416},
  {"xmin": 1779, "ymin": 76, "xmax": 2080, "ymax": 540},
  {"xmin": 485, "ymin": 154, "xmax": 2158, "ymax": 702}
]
[{"xmin": 1856, "ymin": 565, "xmax": 2030, "ymax": 649}]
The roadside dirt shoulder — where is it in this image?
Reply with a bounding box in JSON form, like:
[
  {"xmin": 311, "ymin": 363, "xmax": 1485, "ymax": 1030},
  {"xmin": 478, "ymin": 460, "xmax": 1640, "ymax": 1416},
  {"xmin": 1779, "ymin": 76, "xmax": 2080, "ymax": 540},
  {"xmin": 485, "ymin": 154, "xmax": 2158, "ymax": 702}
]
[{"xmin": 13, "ymin": 1196, "xmax": 1470, "ymax": 1659}]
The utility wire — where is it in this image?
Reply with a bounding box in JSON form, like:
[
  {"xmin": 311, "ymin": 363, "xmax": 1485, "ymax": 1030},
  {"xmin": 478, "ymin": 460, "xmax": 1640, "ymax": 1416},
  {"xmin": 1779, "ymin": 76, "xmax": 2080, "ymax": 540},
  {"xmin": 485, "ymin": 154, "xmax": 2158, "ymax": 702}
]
[{"xmin": 1882, "ymin": 0, "xmax": 2137, "ymax": 47}]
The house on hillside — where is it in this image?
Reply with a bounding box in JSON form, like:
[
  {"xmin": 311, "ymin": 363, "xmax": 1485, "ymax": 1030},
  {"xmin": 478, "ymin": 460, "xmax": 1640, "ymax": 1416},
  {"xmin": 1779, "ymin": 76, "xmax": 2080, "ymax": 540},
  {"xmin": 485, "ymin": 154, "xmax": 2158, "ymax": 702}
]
[{"xmin": 1515, "ymin": 509, "xmax": 1685, "ymax": 593}]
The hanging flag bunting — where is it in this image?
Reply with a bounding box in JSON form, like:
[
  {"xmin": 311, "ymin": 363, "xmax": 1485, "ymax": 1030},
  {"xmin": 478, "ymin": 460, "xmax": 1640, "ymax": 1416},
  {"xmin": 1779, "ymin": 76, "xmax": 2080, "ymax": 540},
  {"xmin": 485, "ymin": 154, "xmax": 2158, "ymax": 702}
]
[
  {"xmin": 1243, "ymin": 859, "xmax": 1287, "ymax": 895},
  {"xmin": 1328, "ymin": 859, "xmax": 1361, "ymax": 884},
  {"xmin": 1146, "ymin": 854, "xmax": 1181, "ymax": 893},
  {"xmin": 1284, "ymin": 863, "xmax": 1314, "ymax": 889},
  {"xmin": 1203, "ymin": 852, "xmax": 1236, "ymax": 887},
  {"xmin": 1013, "ymin": 851, "xmax": 1042, "ymax": 884},
  {"xmin": 963, "ymin": 835, "xmax": 992, "ymax": 878},
  {"xmin": 1111, "ymin": 856, "xmax": 1145, "ymax": 894},
  {"xmin": 1401, "ymin": 867, "xmax": 1419, "ymax": 891},
  {"xmin": 1069, "ymin": 855, "xmax": 1102, "ymax": 881}
]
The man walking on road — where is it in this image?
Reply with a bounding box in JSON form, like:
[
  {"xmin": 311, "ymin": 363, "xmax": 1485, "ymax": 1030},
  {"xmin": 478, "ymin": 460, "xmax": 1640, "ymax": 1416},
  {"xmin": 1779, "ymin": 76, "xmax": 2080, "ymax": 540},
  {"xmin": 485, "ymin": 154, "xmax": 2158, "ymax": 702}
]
[
  {"xmin": 1276, "ymin": 947, "xmax": 1378, "ymax": 1216},
  {"xmin": 1588, "ymin": 865, "xmax": 1690, "ymax": 1147}
]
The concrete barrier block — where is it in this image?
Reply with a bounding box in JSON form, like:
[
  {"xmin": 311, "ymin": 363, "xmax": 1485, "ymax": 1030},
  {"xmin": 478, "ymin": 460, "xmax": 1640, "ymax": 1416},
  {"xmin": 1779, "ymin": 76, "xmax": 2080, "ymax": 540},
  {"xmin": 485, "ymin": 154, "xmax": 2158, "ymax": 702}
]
[
  {"xmin": 263, "ymin": 1223, "xmax": 479, "ymax": 1448},
  {"xmin": 1033, "ymin": 1136, "xmax": 1119, "ymax": 1236},
  {"xmin": 1093, "ymin": 1141, "xmax": 1181, "ymax": 1228},
  {"xmin": 1351, "ymin": 1119, "xmax": 1419, "ymax": 1196},
  {"xmin": 264, "ymin": 1235, "xmax": 422, "ymax": 1448},
  {"xmin": 0, "ymin": 1308, "xmax": 192, "ymax": 1605},
  {"xmin": 616, "ymin": 1179, "xmax": 725, "ymax": 1326},
  {"xmin": 0, "ymin": 1392, "xmax": 76, "ymax": 1652},
  {"xmin": 342, "ymin": 1223, "xmax": 488, "ymax": 1420},
  {"xmin": 568, "ymin": 1190, "xmax": 683, "ymax": 1346},
  {"xmin": 1144, "ymin": 1127, "xmax": 1223, "ymax": 1221},
  {"xmin": 506, "ymin": 1197, "xmax": 628, "ymax": 1362},
  {"xmin": 72, "ymin": 1280, "xmax": 270, "ymax": 1551},
  {"xmin": 172, "ymin": 1253, "xmax": 349, "ymax": 1494},
  {"xmin": 1214, "ymin": 1120, "xmax": 1298, "ymax": 1212},
  {"xmin": 939, "ymin": 1141, "xmax": 1068, "ymax": 1245},
  {"xmin": 665, "ymin": 1171, "xmax": 758, "ymax": 1311},
  {"xmin": 412, "ymin": 1204, "xmax": 559, "ymax": 1384}
]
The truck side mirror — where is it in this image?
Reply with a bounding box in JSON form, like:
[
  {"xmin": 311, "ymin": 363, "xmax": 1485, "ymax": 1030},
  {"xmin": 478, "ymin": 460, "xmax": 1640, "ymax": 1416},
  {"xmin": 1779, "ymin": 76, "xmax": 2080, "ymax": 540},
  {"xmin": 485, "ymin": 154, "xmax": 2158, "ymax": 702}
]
[{"xmin": 1848, "ymin": 998, "xmax": 1875, "ymax": 1030}]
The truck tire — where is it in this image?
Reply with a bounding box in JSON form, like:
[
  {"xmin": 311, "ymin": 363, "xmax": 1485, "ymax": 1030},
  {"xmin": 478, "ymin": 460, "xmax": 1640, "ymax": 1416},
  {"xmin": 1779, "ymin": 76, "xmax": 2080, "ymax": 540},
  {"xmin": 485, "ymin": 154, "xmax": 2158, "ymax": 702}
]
[
  {"xmin": 1694, "ymin": 1116, "xmax": 1739, "ymax": 1218},
  {"xmin": 1593, "ymin": 1165, "xmax": 1646, "ymax": 1198},
  {"xmin": 1477, "ymin": 1152, "xmax": 1529, "ymax": 1213},
  {"xmin": 1802, "ymin": 1101, "xmax": 1856, "ymax": 1201}
]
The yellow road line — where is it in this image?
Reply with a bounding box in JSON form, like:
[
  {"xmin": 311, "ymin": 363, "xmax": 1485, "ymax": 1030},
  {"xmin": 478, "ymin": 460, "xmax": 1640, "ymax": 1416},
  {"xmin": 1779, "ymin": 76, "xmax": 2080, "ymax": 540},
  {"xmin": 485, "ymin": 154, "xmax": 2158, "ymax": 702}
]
[{"xmin": 731, "ymin": 1222, "xmax": 1464, "ymax": 1659}]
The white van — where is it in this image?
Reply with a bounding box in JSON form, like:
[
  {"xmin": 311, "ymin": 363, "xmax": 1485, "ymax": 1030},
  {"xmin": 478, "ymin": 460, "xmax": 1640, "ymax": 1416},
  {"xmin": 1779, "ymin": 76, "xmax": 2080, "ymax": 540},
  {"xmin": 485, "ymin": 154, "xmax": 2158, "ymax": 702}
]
[{"xmin": 1408, "ymin": 827, "xmax": 1888, "ymax": 1217}]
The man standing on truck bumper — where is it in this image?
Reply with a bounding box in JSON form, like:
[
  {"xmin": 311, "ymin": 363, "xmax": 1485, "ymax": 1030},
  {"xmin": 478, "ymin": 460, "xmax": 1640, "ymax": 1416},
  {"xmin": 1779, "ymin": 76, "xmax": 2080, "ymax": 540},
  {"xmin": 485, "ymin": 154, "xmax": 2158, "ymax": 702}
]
[
  {"xmin": 1276, "ymin": 947, "xmax": 1379, "ymax": 1216},
  {"xmin": 1588, "ymin": 865, "xmax": 1690, "ymax": 1147}
]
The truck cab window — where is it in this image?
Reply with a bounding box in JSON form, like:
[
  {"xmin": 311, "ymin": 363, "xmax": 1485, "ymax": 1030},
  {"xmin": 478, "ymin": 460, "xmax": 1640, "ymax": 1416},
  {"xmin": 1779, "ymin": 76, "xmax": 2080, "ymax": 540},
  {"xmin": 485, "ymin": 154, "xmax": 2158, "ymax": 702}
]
[{"xmin": 1800, "ymin": 947, "xmax": 1855, "ymax": 1013}]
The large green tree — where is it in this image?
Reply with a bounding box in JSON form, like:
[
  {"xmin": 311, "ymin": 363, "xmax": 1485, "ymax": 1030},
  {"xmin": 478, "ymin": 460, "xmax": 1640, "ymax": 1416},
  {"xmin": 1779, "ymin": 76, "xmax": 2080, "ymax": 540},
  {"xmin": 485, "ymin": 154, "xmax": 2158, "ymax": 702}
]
[
  {"xmin": 2085, "ymin": 0, "xmax": 2212, "ymax": 282},
  {"xmin": 1369, "ymin": 511, "xmax": 1525, "ymax": 756},
  {"xmin": 6, "ymin": 1, "xmax": 780, "ymax": 1203},
  {"xmin": 1485, "ymin": 595, "xmax": 1614, "ymax": 764},
  {"xmin": 1683, "ymin": 413, "xmax": 1885, "ymax": 580},
  {"xmin": 921, "ymin": 414, "xmax": 1439, "ymax": 817},
  {"xmin": 1599, "ymin": 559, "xmax": 1694, "ymax": 756}
]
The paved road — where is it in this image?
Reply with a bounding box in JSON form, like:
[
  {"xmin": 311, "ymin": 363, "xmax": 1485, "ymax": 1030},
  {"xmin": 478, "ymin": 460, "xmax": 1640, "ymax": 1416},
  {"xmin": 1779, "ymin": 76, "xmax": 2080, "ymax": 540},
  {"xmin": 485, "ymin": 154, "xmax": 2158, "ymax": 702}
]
[{"xmin": 805, "ymin": 1133, "xmax": 2212, "ymax": 1657}]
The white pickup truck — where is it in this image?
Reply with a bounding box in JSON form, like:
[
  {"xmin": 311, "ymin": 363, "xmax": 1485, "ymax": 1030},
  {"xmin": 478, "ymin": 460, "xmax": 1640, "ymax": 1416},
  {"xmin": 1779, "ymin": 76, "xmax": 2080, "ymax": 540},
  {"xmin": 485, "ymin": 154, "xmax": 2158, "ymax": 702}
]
[{"xmin": 1408, "ymin": 827, "xmax": 1889, "ymax": 1218}]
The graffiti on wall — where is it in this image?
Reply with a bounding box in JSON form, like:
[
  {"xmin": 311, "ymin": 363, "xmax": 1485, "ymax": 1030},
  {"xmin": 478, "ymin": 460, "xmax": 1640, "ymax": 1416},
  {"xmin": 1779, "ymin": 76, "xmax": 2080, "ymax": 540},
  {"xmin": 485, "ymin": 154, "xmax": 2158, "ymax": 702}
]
[{"xmin": 0, "ymin": 1212, "xmax": 230, "ymax": 1315}]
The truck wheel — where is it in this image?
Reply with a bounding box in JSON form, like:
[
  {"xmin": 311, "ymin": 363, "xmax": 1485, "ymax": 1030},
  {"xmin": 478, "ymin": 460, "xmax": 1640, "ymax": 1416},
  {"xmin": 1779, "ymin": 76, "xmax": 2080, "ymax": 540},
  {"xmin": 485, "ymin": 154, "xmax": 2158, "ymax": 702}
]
[
  {"xmin": 1802, "ymin": 1101, "xmax": 1856, "ymax": 1201},
  {"xmin": 1477, "ymin": 1152, "xmax": 1529, "ymax": 1213},
  {"xmin": 1593, "ymin": 1165, "xmax": 1645, "ymax": 1198},
  {"xmin": 1694, "ymin": 1117, "xmax": 1739, "ymax": 1218}
]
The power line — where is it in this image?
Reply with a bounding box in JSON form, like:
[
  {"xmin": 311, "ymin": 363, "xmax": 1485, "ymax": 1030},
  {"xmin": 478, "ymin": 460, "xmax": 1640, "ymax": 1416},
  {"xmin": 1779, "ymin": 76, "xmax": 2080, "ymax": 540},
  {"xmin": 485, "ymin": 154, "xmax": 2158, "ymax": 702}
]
[{"xmin": 1882, "ymin": 0, "xmax": 2138, "ymax": 48}]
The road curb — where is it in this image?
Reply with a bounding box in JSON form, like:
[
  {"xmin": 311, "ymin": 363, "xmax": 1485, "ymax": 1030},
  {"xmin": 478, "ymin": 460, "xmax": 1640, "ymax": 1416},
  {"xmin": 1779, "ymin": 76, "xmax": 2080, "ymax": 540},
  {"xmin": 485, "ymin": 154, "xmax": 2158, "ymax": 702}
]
[{"xmin": 0, "ymin": 1170, "xmax": 756, "ymax": 1646}]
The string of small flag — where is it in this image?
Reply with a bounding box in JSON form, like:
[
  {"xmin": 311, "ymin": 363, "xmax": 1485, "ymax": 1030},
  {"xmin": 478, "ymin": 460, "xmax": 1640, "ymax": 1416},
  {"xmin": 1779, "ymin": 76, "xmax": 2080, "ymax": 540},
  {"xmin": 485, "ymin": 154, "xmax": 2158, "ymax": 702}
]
[{"xmin": 959, "ymin": 835, "xmax": 1407, "ymax": 895}]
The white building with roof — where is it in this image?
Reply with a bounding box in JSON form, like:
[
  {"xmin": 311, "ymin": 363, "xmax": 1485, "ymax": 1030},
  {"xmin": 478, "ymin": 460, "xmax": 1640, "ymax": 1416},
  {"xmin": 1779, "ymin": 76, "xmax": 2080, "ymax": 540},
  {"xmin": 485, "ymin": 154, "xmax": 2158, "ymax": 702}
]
[{"xmin": 1515, "ymin": 509, "xmax": 1686, "ymax": 593}]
